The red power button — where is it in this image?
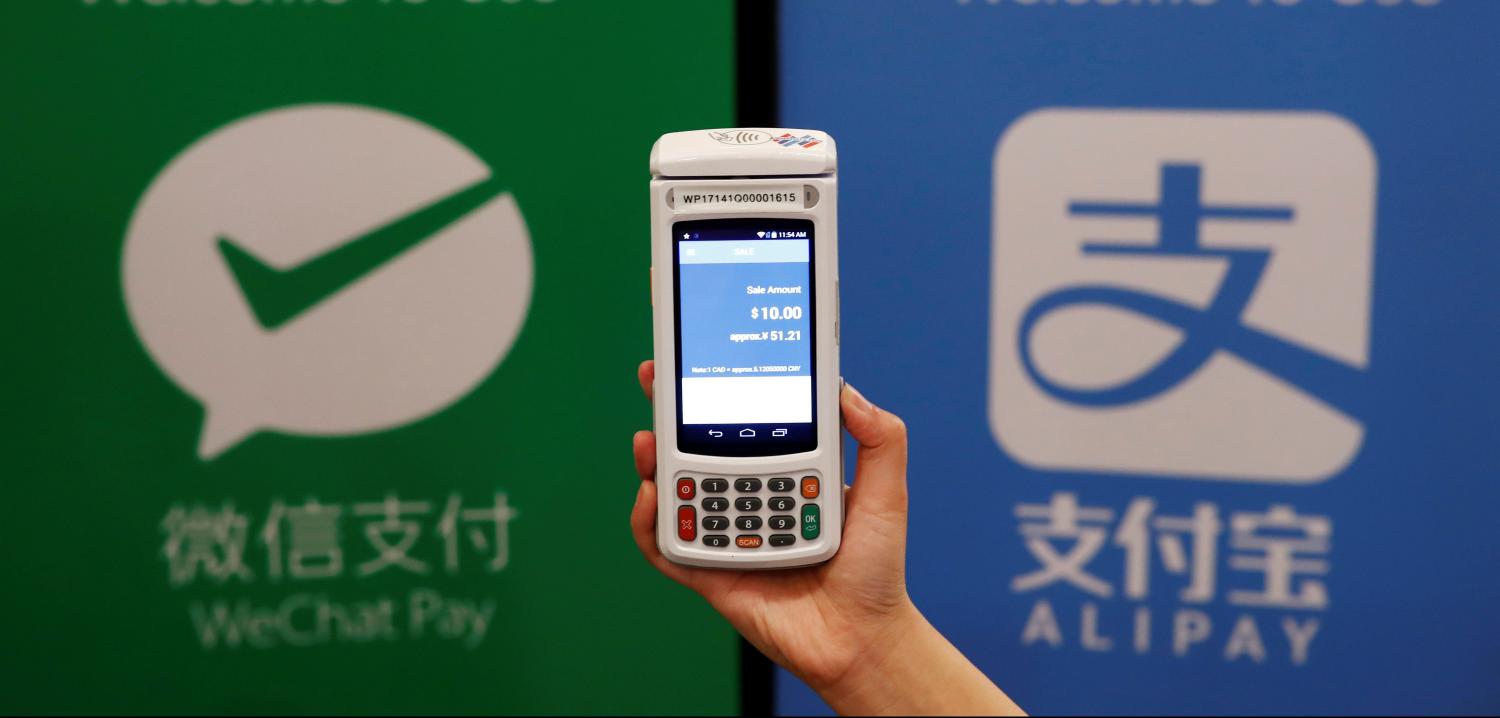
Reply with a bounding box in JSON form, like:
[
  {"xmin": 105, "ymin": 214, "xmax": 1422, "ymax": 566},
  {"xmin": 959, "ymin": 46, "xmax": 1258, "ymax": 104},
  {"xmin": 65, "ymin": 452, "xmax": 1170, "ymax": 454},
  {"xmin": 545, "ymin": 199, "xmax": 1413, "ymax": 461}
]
[
  {"xmin": 677, "ymin": 506, "xmax": 696, "ymax": 541},
  {"xmin": 676, "ymin": 477, "xmax": 696, "ymax": 500}
]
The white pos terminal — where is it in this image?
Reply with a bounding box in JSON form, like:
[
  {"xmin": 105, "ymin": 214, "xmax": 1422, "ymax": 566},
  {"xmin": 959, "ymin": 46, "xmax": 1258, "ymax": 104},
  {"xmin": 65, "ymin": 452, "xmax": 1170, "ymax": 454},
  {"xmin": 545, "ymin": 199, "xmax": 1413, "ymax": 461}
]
[{"xmin": 649, "ymin": 128, "xmax": 843, "ymax": 569}]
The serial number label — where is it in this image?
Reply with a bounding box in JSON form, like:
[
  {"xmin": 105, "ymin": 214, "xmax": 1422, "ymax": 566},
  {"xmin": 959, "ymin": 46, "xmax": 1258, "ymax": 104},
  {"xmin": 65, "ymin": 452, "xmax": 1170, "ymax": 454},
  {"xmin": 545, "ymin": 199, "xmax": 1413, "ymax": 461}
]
[
  {"xmin": 674, "ymin": 184, "xmax": 802, "ymax": 213},
  {"xmin": 682, "ymin": 191, "xmax": 798, "ymax": 204}
]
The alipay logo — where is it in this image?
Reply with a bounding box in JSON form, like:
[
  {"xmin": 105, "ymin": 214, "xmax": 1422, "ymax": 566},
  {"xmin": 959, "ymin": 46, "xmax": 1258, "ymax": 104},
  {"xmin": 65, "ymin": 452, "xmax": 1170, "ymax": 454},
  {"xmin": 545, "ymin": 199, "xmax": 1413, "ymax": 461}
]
[{"xmin": 989, "ymin": 109, "xmax": 1376, "ymax": 484}]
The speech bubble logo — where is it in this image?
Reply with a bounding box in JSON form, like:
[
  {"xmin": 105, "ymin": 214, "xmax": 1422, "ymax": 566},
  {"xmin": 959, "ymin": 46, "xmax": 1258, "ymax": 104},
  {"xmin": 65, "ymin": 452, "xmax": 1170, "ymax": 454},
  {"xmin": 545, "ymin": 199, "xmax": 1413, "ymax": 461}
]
[{"xmin": 123, "ymin": 104, "xmax": 533, "ymax": 460}]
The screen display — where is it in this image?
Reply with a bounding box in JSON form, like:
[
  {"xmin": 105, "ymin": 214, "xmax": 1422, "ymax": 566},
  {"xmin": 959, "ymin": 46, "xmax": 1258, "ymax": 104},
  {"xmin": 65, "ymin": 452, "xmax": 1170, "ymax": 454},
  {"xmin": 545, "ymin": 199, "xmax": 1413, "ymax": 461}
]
[{"xmin": 674, "ymin": 218, "xmax": 816, "ymax": 457}]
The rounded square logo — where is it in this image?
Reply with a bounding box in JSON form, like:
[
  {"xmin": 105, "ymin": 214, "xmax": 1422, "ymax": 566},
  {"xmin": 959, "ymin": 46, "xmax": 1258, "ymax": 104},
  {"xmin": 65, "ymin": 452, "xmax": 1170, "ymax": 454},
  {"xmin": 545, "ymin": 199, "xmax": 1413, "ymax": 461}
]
[{"xmin": 989, "ymin": 109, "xmax": 1376, "ymax": 484}]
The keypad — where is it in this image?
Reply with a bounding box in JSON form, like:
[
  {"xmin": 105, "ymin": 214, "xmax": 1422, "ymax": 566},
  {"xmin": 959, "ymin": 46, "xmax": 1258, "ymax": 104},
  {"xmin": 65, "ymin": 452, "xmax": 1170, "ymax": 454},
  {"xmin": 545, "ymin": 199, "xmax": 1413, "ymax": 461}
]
[{"xmin": 675, "ymin": 474, "xmax": 823, "ymax": 550}]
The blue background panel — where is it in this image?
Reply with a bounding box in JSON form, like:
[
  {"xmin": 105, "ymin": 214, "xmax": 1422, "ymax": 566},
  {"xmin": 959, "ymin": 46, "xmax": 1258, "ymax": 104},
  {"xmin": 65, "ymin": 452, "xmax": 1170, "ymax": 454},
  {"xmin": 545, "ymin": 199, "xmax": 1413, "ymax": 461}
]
[{"xmin": 776, "ymin": 1, "xmax": 1500, "ymax": 715}]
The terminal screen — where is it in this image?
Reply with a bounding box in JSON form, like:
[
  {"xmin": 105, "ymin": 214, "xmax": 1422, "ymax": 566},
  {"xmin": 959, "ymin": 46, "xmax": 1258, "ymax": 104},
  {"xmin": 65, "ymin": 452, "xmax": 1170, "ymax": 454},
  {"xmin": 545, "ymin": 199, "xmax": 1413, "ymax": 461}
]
[{"xmin": 674, "ymin": 218, "xmax": 817, "ymax": 457}]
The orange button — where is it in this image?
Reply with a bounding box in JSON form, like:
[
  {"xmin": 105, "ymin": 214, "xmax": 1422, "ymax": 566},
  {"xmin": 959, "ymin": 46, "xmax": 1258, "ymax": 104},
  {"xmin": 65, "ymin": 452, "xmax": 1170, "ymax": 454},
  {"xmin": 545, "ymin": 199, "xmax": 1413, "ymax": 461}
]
[
  {"xmin": 735, "ymin": 535, "xmax": 763, "ymax": 549},
  {"xmin": 801, "ymin": 476, "xmax": 821, "ymax": 499}
]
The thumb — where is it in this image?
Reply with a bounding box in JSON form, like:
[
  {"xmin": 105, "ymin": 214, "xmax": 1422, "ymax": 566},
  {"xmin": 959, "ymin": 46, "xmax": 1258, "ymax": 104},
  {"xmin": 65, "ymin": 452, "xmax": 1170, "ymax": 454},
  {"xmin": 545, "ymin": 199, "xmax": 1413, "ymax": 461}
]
[{"xmin": 841, "ymin": 383, "xmax": 908, "ymax": 518}]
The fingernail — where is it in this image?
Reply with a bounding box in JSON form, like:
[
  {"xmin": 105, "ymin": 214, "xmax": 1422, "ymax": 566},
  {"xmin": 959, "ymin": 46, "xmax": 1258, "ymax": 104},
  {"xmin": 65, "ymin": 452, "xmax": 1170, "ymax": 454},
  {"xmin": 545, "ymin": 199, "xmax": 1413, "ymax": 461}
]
[{"xmin": 845, "ymin": 383, "xmax": 874, "ymax": 418}]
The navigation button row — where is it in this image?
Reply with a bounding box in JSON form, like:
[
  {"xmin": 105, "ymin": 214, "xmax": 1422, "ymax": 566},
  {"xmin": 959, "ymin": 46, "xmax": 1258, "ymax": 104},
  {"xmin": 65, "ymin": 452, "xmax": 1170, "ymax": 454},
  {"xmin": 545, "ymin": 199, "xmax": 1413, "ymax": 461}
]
[{"xmin": 703, "ymin": 428, "xmax": 794, "ymax": 439}]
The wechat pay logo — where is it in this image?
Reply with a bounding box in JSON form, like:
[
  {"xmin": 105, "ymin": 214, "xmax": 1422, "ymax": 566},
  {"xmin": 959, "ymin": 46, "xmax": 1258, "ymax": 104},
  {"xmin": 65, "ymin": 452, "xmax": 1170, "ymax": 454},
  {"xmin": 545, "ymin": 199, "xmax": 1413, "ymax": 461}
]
[
  {"xmin": 124, "ymin": 104, "xmax": 533, "ymax": 460},
  {"xmin": 990, "ymin": 109, "xmax": 1375, "ymax": 484}
]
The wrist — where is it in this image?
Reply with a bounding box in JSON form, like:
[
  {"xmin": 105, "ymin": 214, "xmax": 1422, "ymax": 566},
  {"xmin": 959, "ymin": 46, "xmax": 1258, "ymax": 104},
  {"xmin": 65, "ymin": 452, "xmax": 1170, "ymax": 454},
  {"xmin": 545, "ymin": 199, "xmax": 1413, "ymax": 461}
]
[
  {"xmin": 810, "ymin": 598, "xmax": 929, "ymax": 712},
  {"xmin": 811, "ymin": 601, "xmax": 1024, "ymax": 716}
]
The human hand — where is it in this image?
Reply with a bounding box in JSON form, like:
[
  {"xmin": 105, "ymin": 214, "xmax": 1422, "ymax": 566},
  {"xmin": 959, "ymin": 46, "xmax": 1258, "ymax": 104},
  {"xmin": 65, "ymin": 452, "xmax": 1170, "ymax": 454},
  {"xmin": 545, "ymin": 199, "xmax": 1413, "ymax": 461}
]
[
  {"xmin": 630, "ymin": 360, "xmax": 1024, "ymax": 716},
  {"xmin": 630, "ymin": 359, "xmax": 915, "ymax": 689}
]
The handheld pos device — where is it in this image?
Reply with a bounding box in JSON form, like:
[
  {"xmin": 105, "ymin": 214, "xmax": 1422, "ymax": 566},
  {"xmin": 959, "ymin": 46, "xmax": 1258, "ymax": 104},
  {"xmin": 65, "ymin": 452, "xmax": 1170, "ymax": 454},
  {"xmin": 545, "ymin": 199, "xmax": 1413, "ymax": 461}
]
[{"xmin": 649, "ymin": 129, "xmax": 842, "ymax": 569}]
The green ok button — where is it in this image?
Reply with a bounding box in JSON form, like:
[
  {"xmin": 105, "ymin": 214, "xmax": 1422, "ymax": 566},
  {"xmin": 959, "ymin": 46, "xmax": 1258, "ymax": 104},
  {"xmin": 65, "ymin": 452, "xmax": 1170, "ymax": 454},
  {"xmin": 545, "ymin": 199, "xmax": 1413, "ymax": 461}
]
[{"xmin": 801, "ymin": 503, "xmax": 820, "ymax": 540}]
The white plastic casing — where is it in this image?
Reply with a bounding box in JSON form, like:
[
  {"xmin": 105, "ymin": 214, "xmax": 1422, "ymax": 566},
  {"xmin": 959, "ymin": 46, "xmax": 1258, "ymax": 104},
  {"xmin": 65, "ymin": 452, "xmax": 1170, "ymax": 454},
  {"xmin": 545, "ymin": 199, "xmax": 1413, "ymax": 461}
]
[{"xmin": 650, "ymin": 128, "xmax": 842, "ymax": 569}]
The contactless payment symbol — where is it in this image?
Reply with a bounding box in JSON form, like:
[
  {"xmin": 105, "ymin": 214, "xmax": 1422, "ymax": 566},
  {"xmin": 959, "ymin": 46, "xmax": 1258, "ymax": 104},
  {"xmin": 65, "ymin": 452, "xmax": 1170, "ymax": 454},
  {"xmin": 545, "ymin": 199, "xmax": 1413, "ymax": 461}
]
[
  {"xmin": 123, "ymin": 104, "xmax": 534, "ymax": 460},
  {"xmin": 708, "ymin": 129, "xmax": 773, "ymax": 146},
  {"xmin": 990, "ymin": 109, "xmax": 1376, "ymax": 483}
]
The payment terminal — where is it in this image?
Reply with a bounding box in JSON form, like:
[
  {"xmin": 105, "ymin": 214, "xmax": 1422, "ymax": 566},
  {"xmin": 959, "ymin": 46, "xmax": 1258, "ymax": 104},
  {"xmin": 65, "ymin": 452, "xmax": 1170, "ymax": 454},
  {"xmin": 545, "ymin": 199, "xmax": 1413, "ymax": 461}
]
[{"xmin": 649, "ymin": 129, "xmax": 842, "ymax": 569}]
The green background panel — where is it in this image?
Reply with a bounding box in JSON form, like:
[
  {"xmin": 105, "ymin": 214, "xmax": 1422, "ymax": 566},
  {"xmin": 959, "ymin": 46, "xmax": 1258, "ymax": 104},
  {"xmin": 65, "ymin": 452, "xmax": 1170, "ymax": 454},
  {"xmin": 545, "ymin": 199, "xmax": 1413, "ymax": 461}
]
[{"xmin": 0, "ymin": 1, "xmax": 739, "ymax": 713}]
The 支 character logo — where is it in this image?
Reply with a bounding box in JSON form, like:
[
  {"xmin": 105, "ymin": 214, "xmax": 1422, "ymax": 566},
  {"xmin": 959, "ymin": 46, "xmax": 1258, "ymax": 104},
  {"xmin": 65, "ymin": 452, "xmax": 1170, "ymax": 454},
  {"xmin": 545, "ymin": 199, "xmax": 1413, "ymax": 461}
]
[{"xmin": 989, "ymin": 109, "xmax": 1377, "ymax": 484}]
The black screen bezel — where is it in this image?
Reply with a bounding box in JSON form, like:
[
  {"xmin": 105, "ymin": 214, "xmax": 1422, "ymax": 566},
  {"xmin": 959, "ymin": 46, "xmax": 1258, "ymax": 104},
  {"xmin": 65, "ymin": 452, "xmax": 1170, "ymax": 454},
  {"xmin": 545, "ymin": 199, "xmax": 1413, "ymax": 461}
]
[{"xmin": 673, "ymin": 217, "xmax": 817, "ymax": 458}]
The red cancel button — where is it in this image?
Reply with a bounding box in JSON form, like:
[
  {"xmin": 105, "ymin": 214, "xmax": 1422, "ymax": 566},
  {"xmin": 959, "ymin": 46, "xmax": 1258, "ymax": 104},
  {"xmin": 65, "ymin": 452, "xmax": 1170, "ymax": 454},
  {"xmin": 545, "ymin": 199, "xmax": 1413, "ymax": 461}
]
[{"xmin": 677, "ymin": 505, "xmax": 696, "ymax": 541}]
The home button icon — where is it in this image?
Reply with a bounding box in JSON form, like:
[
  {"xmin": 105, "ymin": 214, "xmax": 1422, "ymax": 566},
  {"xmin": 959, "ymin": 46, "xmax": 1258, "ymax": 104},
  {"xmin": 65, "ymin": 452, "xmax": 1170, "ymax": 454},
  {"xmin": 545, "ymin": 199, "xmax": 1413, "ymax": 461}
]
[{"xmin": 739, "ymin": 428, "xmax": 757, "ymax": 438}]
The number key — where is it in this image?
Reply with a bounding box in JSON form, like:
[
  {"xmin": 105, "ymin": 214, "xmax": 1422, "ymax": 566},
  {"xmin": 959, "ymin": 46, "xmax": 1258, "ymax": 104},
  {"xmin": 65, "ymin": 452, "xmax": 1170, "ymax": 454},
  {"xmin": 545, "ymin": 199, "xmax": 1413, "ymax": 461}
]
[
  {"xmin": 735, "ymin": 478, "xmax": 762, "ymax": 493},
  {"xmin": 735, "ymin": 497, "xmax": 762, "ymax": 512},
  {"xmin": 702, "ymin": 478, "xmax": 728, "ymax": 493},
  {"xmin": 769, "ymin": 515, "xmax": 795, "ymax": 531},
  {"xmin": 736, "ymin": 516, "xmax": 763, "ymax": 531},
  {"xmin": 702, "ymin": 497, "xmax": 729, "ymax": 513},
  {"xmin": 768, "ymin": 496, "xmax": 795, "ymax": 512},
  {"xmin": 703, "ymin": 516, "xmax": 729, "ymax": 531},
  {"xmin": 768, "ymin": 477, "xmax": 795, "ymax": 493}
]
